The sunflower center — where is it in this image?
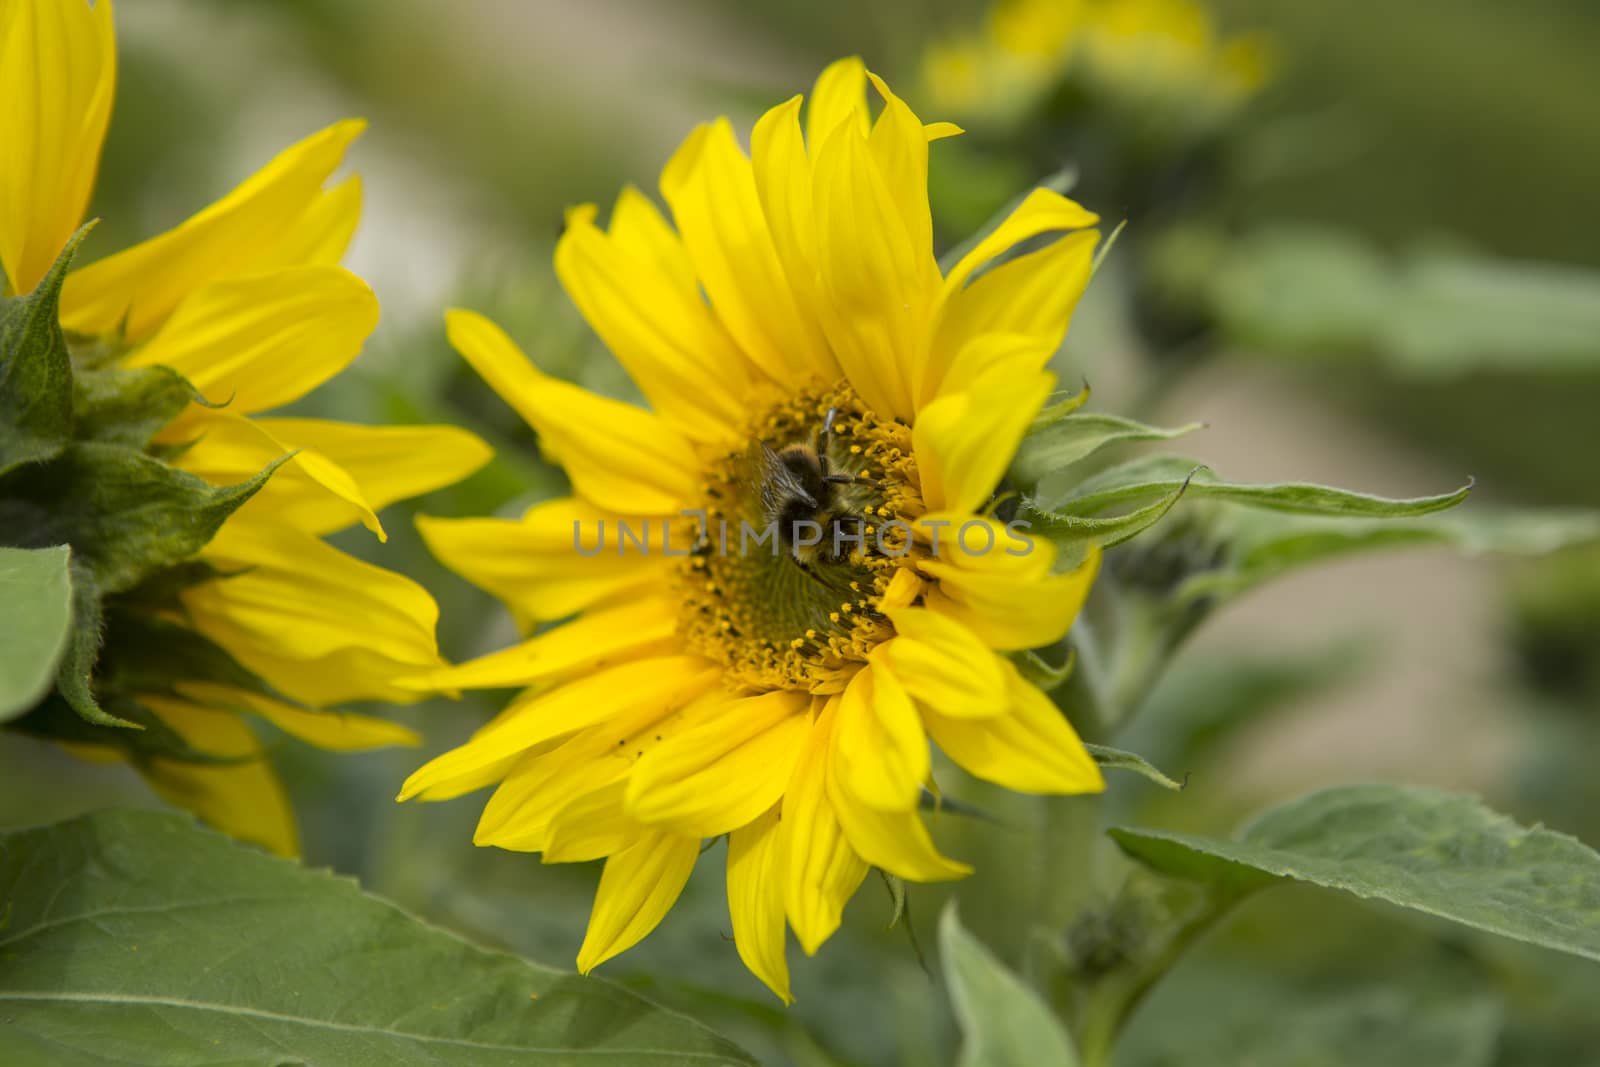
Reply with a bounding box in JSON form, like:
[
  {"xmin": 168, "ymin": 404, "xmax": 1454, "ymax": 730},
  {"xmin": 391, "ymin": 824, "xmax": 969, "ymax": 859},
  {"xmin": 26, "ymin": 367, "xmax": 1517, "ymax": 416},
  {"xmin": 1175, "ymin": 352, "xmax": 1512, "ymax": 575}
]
[{"xmin": 674, "ymin": 383, "xmax": 925, "ymax": 694}]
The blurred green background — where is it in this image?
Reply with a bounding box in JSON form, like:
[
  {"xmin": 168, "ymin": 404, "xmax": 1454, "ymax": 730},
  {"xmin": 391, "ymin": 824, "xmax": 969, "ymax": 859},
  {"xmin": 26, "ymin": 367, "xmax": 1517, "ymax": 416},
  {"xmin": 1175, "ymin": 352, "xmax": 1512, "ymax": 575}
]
[{"xmin": 3, "ymin": 1, "xmax": 1598, "ymax": 1063}]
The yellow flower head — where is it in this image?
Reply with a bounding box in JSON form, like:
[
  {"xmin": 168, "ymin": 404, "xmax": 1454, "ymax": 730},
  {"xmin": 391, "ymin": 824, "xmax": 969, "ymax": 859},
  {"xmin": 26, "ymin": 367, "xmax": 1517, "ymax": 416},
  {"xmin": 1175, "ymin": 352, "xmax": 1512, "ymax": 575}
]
[
  {"xmin": 923, "ymin": 0, "xmax": 1274, "ymax": 124},
  {"xmin": 406, "ymin": 59, "xmax": 1105, "ymax": 1001},
  {"xmin": 0, "ymin": 0, "xmax": 489, "ymax": 855}
]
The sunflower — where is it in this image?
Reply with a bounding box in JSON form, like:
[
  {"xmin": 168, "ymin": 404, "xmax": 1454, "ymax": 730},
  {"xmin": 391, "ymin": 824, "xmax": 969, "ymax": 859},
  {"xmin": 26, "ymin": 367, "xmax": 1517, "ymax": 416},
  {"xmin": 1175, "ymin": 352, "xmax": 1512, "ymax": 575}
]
[
  {"xmin": 923, "ymin": 0, "xmax": 1273, "ymax": 123},
  {"xmin": 402, "ymin": 59, "xmax": 1104, "ymax": 1001},
  {"xmin": 0, "ymin": 0, "xmax": 489, "ymax": 855}
]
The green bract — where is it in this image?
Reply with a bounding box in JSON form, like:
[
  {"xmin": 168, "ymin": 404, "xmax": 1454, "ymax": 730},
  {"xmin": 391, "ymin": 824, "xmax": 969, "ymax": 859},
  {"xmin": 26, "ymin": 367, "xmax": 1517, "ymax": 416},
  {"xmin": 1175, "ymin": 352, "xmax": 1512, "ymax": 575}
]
[{"xmin": 0, "ymin": 231, "xmax": 278, "ymax": 757}]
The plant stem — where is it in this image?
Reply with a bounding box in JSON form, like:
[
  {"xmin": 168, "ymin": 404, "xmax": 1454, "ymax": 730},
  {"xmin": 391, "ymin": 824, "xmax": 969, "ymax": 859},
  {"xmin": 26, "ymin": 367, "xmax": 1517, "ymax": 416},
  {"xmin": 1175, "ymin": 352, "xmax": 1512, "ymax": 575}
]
[{"xmin": 1035, "ymin": 792, "xmax": 1105, "ymax": 936}]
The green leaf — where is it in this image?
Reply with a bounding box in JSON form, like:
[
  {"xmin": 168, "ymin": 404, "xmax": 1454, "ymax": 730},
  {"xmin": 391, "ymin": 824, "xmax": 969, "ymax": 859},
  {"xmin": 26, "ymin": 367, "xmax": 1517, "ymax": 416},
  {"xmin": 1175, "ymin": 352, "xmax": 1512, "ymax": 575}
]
[
  {"xmin": 1011, "ymin": 414, "xmax": 1203, "ymax": 490},
  {"xmin": 1174, "ymin": 507, "xmax": 1600, "ymax": 606},
  {"xmin": 1192, "ymin": 224, "xmax": 1600, "ymax": 376},
  {"xmin": 0, "ymin": 441, "xmax": 281, "ymax": 594},
  {"xmin": 940, "ymin": 904, "xmax": 1080, "ymax": 1067},
  {"xmin": 1388, "ymin": 248, "xmax": 1600, "ymax": 374},
  {"xmin": 1116, "ymin": 963, "xmax": 1504, "ymax": 1067},
  {"xmin": 1111, "ymin": 784, "xmax": 1600, "ymax": 965},
  {"xmin": 0, "ymin": 227, "xmax": 90, "ymax": 477},
  {"xmin": 0, "ymin": 809, "xmax": 756, "ymax": 1067},
  {"xmin": 1041, "ymin": 454, "xmax": 1471, "ymax": 519},
  {"xmin": 1084, "ymin": 744, "xmax": 1185, "ymax": 791},
  {"xmin": 0, "ymin": 545, "xmax": 74, "ymax": 722},
  {"xmin": 73, "ymin": 363, "xmax": 201, "ymax": 446}
]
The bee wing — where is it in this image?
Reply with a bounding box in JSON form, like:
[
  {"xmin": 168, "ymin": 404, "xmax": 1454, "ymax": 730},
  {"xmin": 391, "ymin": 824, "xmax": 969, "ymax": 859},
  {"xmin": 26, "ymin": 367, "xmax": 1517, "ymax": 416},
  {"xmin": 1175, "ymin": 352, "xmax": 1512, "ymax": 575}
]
[{"xmin": 738, "ymin": 441, "xmax": 816, "ymax": 526}]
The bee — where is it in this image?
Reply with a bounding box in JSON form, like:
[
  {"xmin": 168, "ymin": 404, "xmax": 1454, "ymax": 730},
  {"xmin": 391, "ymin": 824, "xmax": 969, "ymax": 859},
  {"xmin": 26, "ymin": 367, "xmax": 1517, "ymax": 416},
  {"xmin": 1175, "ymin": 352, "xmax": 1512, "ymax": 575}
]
[{"xmin": 744, "ymin": 408, "xmax": 876, "ymax": 567}]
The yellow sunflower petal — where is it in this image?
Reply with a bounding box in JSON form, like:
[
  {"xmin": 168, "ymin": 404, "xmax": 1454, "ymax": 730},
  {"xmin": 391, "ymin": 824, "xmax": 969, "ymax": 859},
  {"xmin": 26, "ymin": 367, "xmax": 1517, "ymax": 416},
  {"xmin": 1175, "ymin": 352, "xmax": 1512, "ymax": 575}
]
[
  {"xmin": 412, "ymin": 596, "xmax": 679, "ymax": 691},
  {"xmin": 542, "ymin": 779, "xmax": 640, "ymax": 864},
  {"xmin": 927, "ymin": 331, "xmax": 1050, "ymax": 403},
  {"xmin": 783, "ymin": 698, "xmax": 869, "ymax": 955},
  {"xmin": 125, "ymin": 265, "xmax": 378, "ymax": 416},
  {"xmin": 878, "ymin": 608, "xmax": 1007, "ymax": 718},
  {"xmin": 414, "ymin": 753, "xmax": 529, "ymax": 805},
  {"xmin": 183, "ymin": 520, "xmax": 446, "ymax": 706},
  {"xmin": 805, "ymin": 55, "xmax": 869, "ymax": 147},
  {"xmin": 253, "ymin": 417, "xmax": 492, "ymax": 523},
  {"xmin": 932, "ymin": 229, "xmax": 1098, "ymax": 398},
  {"xmin": 556, "ymin": 199, "xmax": 750, "ymax": 443},
  {"xmin": 727, "ymin": 805, "xmax": 792, "ymax": 1003},
  {"xmin": 249, "ymin": 173, "xmax": 363, "ymax": 273},
  {"xmin": 938, "ymin": 187, "xmax": 1098, "ymax": 306},
  {"xmin": 472, "ymin": 686, "xmax": 733, "ymax": 851},
  {"xmin": 607, "ymin": 184, "xmax": 698, "ymax": 293},
  {"xmin": 474, "ymin": 730, "xmax": 643, "ymax": 850},
  {"xmin": 826, "ymin": 734, "xmax": 971, "ymax": 882},
  {"xmin": 166, "ymin": 410, "xmax": 384, "ymax": 540},
  {"xmin": 625, "ymin": 689, "xmax": 810, "ymax": 837},
  {"xmin": 137, "ymin": 694, "xmax": 299, "ymax": 857},
  {"xmin": 809, "ymin": 117, "xmax": 930, "ymax": 422},
  {"xmin": 174, "ymin": 682, "xmax": 419, "ymax": 752},
  {"xmin": 918, "ymin": 524, "xmax": 1101, "ymax": 651},
  {"xmin": 576, "ymin": 830, "xmax": 702, "ymax": 973},
  {"xmin": 474, "ymin": 745, "xmax": 612, "ymax": 851},
  {"xmin": 397, "ymin": 656, "xmax": 719, "ymax": 803},
  {"xmin": 445, "ymin": 308, "xmax": 696, "ymax": 515},
  {"xmin": 913, "ymin": 359, "xmax": 1054, "ymax": 515},
  {"xmin": 865, "ymin": 72, "xmax": 937, "ymax": 288},
  {"xmin": 750, "ymin": 94, "xmax": 843, "ymax": 384},
  {"xmin": 660, "ymin": 118, "xmax": 831, "ymax": 385},
  {"xmin": 832, "ymin": 662, "xmax": 928, "ymax": 811},
  {"xmin": 923, "ymin": 658, "xmax": 1104, "ymax": 794},
  {"xmin": 62, "ymin": 119, "xmax": 366, "ymax": 340},
  {"xmin": 0, "ymin": 0, "xmax": 115, "ymax": 296},
  {"xmin": 416, "ymin": 498, "xmax": 670, "ymax": 631}
]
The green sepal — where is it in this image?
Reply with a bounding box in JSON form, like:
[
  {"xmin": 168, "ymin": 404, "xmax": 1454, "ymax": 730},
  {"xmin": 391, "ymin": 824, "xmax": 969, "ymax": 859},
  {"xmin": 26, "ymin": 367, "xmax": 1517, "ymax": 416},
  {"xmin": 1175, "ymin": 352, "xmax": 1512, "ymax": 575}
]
[
  {"xmin": 919, "ymin": 787, "xmax": 999, "ymax": 823},
  {"xmin": 61, "ymin": 325, "xmax": 128, "ymax": 370},
  {"xmin": 1023, "ymin": 469, "xmax": 1199, "ymax": 549},
  {"xmin": 1039, "ymin": 453, "xmax": 1472, "ymax": 519},
  {"xmin": 97, "ymin": 608, "xmax": 277, "ymax": 703},
  {"xmin": 52, "ymin": 561, "xmax": 136, "ymax": 727},
  {"xmin": 1013, "ymin": 642, "xmax": 1078, "ymax": 692},
  {"xmin": 0, "ymin": 225, "xmax": 93, "ymax": 478},
  {"xmin": 12, "ymin": 691, "xmax": 245, "ymax": 766},
  {"xmin": 1012, "ymin": 412, "xmax": 1203, "ymax": 491},
  {"xmin": 1029, "ymin": 381, "xmax": 1093, "ymax": 431},
  {"xmin": 1084, "ymin": 743, "xmax": 1186, "ymax": 791},
  {"xmin": 114, "ymin": 558, "xmax": 238, "ymax": 609},
  {"xmin": 47, "ymin": 557, "xmax": 287, "ymax": 733},
  {"xmin": 72, "ymin": 363, "xmax": 204, "ymax": 447},
  {"xmin": 881, "ymin": 870, "xmax": 910, "ymax": 931},
  {"xmin": 0, "ymin": 442, "xmax": 285, "ymax": 595}
]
